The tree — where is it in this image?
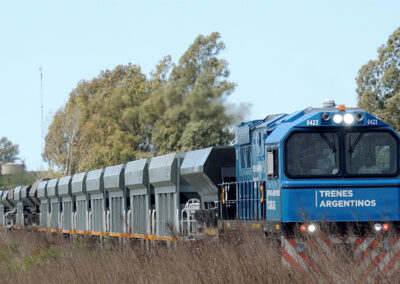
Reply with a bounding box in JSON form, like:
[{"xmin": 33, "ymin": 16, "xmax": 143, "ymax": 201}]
[
  {"xmin": 43, "ymin": 64, "xmax": 152, "ymax": 173},
  {"xmin": 0, "ymin": 137, "xmax": 19, "ymax": 164},
  {"xmin": 145, "ymin": 32, "xmax": 237, "ymax": 154},
  {"xmin": 356, "ymin": 27, "xmax": 400, "ymax": 132},
  {"xmin": 79, "ymin": 64, "xmax": 151, "ymax": 169},
  {"xmin": 44, "ymin": 33, "xmax": 244, "ymax": 173},
  {"xmin": 42, "ymin": 104, "xmax": 83, "ymax": 175}
]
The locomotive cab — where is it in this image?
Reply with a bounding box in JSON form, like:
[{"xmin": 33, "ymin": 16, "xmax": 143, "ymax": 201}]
[
  {"xmin": 279, "ymin": 108, "xmax": 400, "ymax": 235},
  {"xmin": 221, "ymin": 101, "xmax": 400, "ymax": 236}
]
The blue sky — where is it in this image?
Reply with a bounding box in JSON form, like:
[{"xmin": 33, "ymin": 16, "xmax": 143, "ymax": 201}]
[{"xmin": 0, "ymin": 0, "xmax": 399, "ymax": 171}]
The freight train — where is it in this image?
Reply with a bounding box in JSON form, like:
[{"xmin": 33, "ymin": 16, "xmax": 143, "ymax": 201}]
[{"xmin": 1, "ymin": 99, "xmax": 399, "ymax": 240}]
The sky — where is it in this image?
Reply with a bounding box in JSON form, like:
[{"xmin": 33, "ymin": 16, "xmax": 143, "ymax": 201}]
[{"xmin": 0, "ymin": 0, "xmax": 399, "ymax": 171}]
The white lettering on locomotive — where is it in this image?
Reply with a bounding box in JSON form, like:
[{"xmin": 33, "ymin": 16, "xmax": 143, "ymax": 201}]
[
  {"xmin": 306, "ymin": 119, "xmax": 319, "ymax": 126},
  {"xmin": 315, "ymin": 189, "xmax": 376, "ymax": 208},
  {"xmin": 267, "ymin": 200, "xmax": 276, "ymax": 210},
  {"xmin": 267, "ymin": 190, "xmax": 280, "ymax": 197}
]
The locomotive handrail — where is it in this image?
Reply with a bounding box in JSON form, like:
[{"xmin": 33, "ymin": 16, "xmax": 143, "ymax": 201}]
[
  {"xmin": 180, "ymin": 199, "xmax": 201, "ymax": 236},
  {"xmin": 218, "ymin": 180, "xmax": 267, "ymax": 221}
]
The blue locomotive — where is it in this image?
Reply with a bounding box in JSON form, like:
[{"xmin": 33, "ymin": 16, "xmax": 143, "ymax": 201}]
[{"xmin": 220, "ymin": 99, "xmax": 400, "ymax": 235}]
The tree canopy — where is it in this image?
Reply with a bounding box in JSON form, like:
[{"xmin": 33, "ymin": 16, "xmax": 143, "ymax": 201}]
[
  {"xmin": 0, "ymin": 137, "xmax": 19, "ymax": 164},
  {"xmin": 356, "ymin": 27, "xmax": 400, "ymax": 132},
  {"xmin": 43, "ymin": 32, "xmax": 243, "ymax": 175}
]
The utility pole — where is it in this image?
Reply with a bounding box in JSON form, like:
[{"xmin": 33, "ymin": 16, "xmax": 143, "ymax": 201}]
[{"xmin": 39, "ymin": 67, "xmax": 43, "ymax": 168}]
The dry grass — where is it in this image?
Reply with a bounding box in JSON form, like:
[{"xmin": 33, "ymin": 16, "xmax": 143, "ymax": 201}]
[{"xmin": 0, "ymin": 230, "xmax": 398, "ymax": 284}]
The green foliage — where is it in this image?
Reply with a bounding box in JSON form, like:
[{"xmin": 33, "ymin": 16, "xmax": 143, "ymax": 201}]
[
  {"xmin": 0, "ymin": 171, "xmax": 41, "ymax": 190},
  {"xmin": 356, "ymin": 27, "xmax": 400, "ymax": 132},
  {"xmin": 43, "ymin": 105, "xmax": 83, "ymax": 175},
  {"xmin": 179, "ymin": 120, "xmax": 232, "ymax": 151},
  {"xmin": 0, "ymin": 137, "xmax": 19, "ymax": 164},
  {"xmin": 147, "ymin": 33, "xmax": 236, "ymax": 154},
  {"xmin": 43, "ymin": 64, "xmax": 152, "ymax": 173},
  {"xmin": 44, "ymin": 32, "xmax": 241, "ymax": 174}
]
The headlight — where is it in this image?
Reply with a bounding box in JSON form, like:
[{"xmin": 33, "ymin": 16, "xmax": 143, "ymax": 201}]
[
  {"xmin": 333, "ymin": 114, "xmax": 343, "ymax": 124},
  {"xmin": 344, "ymin": 113, "xmax": 354, "ymax": 124},
  {"xmin": 374, "ymin": 223, "xmax": 382, "ymax": 231},
  {"xmin": 307, "ymin": 224, "xmax": 316, "ymax": 232}
]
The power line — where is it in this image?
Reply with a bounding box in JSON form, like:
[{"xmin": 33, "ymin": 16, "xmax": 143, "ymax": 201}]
[{"xmin": 39, "ymin": 67, "xmax": 43, "ymax": 168}]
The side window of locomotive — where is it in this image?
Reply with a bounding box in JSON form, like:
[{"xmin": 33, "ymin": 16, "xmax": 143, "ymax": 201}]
[
  {"xmin": 286, "ymin": 132, "xmax": 340, "ymax": 177},
  {"xmin": 239, "ymin": 145, "xmax": 251, "ymax": 169},
  {"xmin": 266, "ymin": 148, "xmax": 279, "ymax": 178},
  {"xmin": 344, "ymin": 131, "xmax": 398, "ymax": 175},
  {"xmin": 274, "ymin": 148, "xmax": 279, "ymax": 176},
  {"xmin": 240, "ymin": 147, "xmax": 246, "ymax": 169}
]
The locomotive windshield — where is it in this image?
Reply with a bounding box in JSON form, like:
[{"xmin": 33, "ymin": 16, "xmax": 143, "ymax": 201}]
[
  {"xmin": 345, "ymin": 131, "xmax": 397, "ymax": 176},
  {"xmin": 286, "ymin": 132, "xmax": 340, "ymax": 177},
  {"xmin": 285, "ymin": 130, "xmax": 399, "ymax": 177}
]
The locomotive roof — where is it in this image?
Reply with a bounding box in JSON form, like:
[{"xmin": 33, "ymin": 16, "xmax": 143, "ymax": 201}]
[
  {"xmin": 266, "ymin": 107, "xmax": 391, "ymax": 143},
  {"xmin": 237, "ymin": 105, "xmax": 395, "ymax": 145}
]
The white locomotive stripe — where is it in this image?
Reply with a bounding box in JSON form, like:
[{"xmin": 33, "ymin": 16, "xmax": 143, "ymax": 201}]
[
  {"xmin": 281, "ymin": 246, "xmax": 312, "ymax": 281},
  {"xmin": 281, "ymin": 255, "xmax": 290, "ymax": 268},
  {"xmin": 356, "ymin": 249, "xmax": 378, "ymax": 276},
  {"xmin": 312, "ymin": 238, "xmax": 340, "ymax": 281},
  {"xmin": 330, "ymin": 236, "xmax": 344, "ymax": 244},
  {"xmin": 385, "ymin": 241, "xmax": 400, "ymax": 277},
  {"xmin": 375, "ymin": 237, "xmax": 400, "ymax": 276},
  {"xmin": 345, "ymin": 236, "xmax": 357, "ymax": 244},
  {"xmin": 387, "ymin": 257, "xmax": 400, "ymax": 277},
  {"xmin": 280, "ymin": 236, "xmax": 400, "ymax": 281},
  {"xmin": 314, "ymin": 238, "xmax": 332, "ymax": 258},
  {"xmin": 283, "ymin": 237, "xmax": 309, "ymax": 272},
  {"xmin": 355, "ymin": 238, "xmax": 385, "ymax": 281},
  {"xmin": 364, "ymin": 247, "xmax": 390, "ymax": 284},
  {"xmin": 354, "ymin": 237, "xmax": 375, "ymax": 257}
]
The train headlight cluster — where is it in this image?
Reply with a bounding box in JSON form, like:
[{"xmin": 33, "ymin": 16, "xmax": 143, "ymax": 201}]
[
  {"xmin": 321, "ymin": 110, "xmax": 364, "ymax": 125},
  {"xmin": 332, "ymin": 113, "xmax": 359, "ymax": 125},
  {"xmin": 374, "ymin": 223, "xmax": 389, "ymax": 232},
  {"xmin": 299, "ymin": 224, "xmax": 317, "ymax": 233}
]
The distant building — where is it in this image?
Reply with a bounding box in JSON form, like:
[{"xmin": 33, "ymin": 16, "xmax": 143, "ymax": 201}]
[{"xmin": 1, "ymin": 162, "xmax": 25, "ymax": 176}]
